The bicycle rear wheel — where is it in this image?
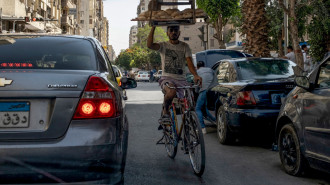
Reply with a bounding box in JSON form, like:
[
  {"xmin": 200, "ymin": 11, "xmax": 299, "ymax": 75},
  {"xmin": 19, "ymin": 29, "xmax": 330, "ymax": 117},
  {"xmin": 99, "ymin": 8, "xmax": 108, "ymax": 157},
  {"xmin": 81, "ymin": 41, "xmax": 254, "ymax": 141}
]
[
  {"xmin": 184, "ymin": 111, "xmax": 205, "ymax": 176},
  {"xmin": 164, "ymin": 107, "xmax": 178, "ymax": 159}
]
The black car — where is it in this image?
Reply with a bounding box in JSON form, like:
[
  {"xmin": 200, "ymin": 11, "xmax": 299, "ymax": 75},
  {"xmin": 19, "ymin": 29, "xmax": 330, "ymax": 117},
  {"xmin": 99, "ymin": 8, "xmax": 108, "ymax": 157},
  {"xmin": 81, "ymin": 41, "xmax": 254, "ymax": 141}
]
[
  {"xmin": 275, "ymin": 56, "xmax": 330, "ymax": 176},
  {"xmin": 206, "ymin": 58, "xmax": 296, "ymax": 144},
  {"xmin": 195, "ymin": 49, "xmax": 251, "ymax": 68},
  {"xmin": 0, "ymin": 35, "xmax": 136, "ymax": 184}
]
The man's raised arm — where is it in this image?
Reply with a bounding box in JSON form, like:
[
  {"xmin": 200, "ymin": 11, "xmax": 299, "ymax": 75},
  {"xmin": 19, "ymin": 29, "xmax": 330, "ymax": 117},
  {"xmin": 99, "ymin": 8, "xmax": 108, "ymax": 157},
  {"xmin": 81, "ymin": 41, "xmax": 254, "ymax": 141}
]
[{"xmin": 147, "ymin": 26, "xmax": 160, "ymax": 51}]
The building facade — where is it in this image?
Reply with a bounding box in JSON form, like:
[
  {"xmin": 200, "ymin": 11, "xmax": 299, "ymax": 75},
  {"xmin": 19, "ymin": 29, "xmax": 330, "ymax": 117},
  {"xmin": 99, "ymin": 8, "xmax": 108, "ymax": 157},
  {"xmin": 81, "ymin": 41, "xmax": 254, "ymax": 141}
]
[
  {"xmin": 129, "ymin": 25, "xmax": 138, "ymax": 48},
  {"xmin": 0, "ymin": 0, "xmax": 109, "ymax": 47}
]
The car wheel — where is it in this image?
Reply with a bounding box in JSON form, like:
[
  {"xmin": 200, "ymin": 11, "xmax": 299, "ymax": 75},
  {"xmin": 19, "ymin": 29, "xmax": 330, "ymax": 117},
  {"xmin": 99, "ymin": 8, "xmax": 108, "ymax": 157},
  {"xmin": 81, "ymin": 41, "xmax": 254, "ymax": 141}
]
[
  {"xmin": 278, "ymin": 124, "xmax": 308, "ymax": 176},
  {"xmin": 216, "ymin": 106, "xmax": 234, "ymax": 144}
]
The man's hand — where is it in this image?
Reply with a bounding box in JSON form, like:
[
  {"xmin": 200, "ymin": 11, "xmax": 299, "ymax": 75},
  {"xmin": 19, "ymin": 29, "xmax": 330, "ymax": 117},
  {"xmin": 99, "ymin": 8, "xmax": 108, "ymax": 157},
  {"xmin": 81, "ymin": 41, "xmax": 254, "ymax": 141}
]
[{"xmin": 194, "ymin": 75, "xmax": 202, "ymax": 86}]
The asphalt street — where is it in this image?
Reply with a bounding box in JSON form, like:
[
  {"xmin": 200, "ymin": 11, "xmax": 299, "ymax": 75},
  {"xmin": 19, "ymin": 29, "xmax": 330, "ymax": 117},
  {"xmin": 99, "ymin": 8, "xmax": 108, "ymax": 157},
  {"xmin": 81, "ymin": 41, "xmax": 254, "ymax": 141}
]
[{"xmin": 124, "ymin": 82, "xmax": 330, "ymax": 185}]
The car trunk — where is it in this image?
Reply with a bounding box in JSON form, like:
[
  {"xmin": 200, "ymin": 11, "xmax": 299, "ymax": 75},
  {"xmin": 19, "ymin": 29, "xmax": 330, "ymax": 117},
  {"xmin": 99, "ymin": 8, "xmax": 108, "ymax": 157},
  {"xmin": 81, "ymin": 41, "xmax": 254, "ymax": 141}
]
[
  {"xmin": 242, "ymin": 80, "xmax": 295, "ymax": 108},
  {"xmin": 0, "ymin": 70, "xmax": 96, "ymax": 140}
]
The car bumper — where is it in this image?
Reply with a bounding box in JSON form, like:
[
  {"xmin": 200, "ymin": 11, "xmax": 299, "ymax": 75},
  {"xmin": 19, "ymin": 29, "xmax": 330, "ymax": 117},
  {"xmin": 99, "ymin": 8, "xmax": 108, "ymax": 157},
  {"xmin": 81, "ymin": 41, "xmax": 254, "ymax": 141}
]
[
  {"xmin": 0, "ymin": 117, "xmax": 127, "ymax": 184},
  {"xmin": 227, "ymin": 108, "xmax": 280, "ymax": 133},
  {"xmin": 136, "ymin": 77, "xmax": 149, "ymax": 81}
]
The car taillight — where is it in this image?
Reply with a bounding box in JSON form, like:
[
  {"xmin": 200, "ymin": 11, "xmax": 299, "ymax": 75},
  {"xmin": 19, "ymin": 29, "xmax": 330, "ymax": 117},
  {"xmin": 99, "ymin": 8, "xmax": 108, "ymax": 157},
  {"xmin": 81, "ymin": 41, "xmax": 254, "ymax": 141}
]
[
  {"xmin": 237, "ymin": 91, "xmax": 256, "ymax": 105},
  {"xmin": 148, "ymin": 75, "xmax": 150, "ymax": 77},
  {"xmin": 138, "ymin": 75, "xmax": 140, "ymax": 77},
  {"xmin": 73, "ymin": 76, "xmax": 117, "ymax": 119}
]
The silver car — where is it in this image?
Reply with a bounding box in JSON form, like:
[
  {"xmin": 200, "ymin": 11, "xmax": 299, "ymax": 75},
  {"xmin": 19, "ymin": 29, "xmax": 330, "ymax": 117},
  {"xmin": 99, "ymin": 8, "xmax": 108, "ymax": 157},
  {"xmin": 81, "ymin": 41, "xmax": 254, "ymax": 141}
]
[{"xmin": 0, "ymin": 35, "xmax": 135, "ymax": 184}]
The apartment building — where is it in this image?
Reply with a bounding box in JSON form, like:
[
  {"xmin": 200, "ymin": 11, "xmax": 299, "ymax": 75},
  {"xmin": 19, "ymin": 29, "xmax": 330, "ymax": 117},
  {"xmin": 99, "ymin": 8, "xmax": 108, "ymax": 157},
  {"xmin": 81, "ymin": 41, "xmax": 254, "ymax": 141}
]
[
  {"xmin": 0, "ymin": 0, "xmax": 109, "ymax": 46},
  {"xmin": 179, "ymin": 20, "xmax": 220, "ymax": 54},
  {"xmin": 129, "ymin": 25, "xmax": 138, "ymax": 48},
  {"xmin": 61, "ymin": 0, "xmax": 79, "ymax": 35},
  {"xmin": 107, "ymin": 45, "xmax": 116, "ymax": 62},
  {"xmin": 0, "ymin": 0, "xmax": 62, "ymax": 33}
]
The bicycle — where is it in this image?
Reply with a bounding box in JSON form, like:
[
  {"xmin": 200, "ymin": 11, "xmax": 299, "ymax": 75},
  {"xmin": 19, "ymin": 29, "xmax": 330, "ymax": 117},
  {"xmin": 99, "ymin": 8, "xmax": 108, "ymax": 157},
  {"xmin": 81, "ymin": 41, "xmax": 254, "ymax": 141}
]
[{"xmin": 157, "ymin": 82, "xmax": 205, "ymax": 176}]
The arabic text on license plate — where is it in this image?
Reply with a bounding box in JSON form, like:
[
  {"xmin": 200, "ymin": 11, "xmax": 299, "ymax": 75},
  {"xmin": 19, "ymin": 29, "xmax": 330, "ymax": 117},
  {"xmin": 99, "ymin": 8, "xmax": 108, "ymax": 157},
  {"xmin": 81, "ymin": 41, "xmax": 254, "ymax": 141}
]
[{"xmin": 0, "ymin": 102, "xmax": 30, "ymax": 128}]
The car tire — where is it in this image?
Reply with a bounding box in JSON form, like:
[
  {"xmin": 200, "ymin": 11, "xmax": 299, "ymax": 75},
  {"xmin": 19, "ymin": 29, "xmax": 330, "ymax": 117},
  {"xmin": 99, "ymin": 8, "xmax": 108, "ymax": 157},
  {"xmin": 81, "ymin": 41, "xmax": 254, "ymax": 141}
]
[
  {"xmin": 278, "ymin": 124, "xmax": 308, "ymax": 176},
  {"xmin": 216, "ymin": 106, "xmax": 234, "ymax": 144}
]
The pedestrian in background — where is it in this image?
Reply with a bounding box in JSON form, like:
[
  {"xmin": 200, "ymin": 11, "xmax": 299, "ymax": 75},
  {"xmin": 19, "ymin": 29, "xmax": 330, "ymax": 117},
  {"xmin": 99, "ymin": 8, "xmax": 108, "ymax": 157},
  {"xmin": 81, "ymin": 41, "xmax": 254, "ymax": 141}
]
[
  {"xmin": 195, "ymin": 61, "xmax": 216, "ymax": 134},
  {"xmin": 283, "ymin": 46, "xmax": 295, "ymax": 63},
  {"xmin": 302, "ymin": 44, "xmax": 311, "ymax": 72},
  {"xmin": 149, "ymin": 69, "xmax": 154, "ymax": 82}
]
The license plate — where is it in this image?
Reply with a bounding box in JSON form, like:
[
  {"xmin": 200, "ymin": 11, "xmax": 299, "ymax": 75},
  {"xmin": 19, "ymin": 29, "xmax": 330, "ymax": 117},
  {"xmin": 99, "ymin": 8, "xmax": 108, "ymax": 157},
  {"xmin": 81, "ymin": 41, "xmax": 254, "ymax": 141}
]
[
  {"xmin": 0, "ymin": 102, "xmax": 30, "ymax": 128},
  {"xmin": 271, "ymin": 93, "xmax": 285, "ymax": 104}
]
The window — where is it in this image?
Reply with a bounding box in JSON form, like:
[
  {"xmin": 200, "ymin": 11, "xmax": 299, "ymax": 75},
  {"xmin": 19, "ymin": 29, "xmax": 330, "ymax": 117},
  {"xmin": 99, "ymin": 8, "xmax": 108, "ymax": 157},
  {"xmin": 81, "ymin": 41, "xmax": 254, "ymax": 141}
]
[
  {"xmin": 216, "ymin": 62, "xmax": 230, "ymax": 83},
  {"xmin": 0, "ymin": 37, "xmax": 97, "ymax": 70},
  {"xmin": 210, "ymin": 28, "xmax": 214, "ymax": 35},
  {"xmin": 184, "ymin": 37, "xmax": 190, "ymax": 41},
  {"xmin": 80, "ymin": 20, "xmax": 84, "ymax": 24},
  {"xmin": 89, "ymin": 19, "xmax": 92, "ymax": 24},
  {"xmin": 317, "ymin": 60, "xmax": 330, "ymax": 88},
  {"xmin": 237, "ymin": 60, "xmax": 296, "ymax": 80},
  {"xmin": 210, "ymin": 39, "xmax": 215, "ymax": 47}
]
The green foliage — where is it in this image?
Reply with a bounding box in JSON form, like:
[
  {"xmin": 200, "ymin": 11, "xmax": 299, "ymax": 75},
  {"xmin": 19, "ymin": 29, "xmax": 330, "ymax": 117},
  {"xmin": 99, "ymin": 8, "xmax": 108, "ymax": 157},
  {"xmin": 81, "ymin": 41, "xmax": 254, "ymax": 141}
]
[
  {"xmin": 115, "ymin": 25, "xmax": 166, "ymax": 70},
  {"xmin": 196, "ymin": 0, "xmax": 240, "ymax": 23},
  {"xmin": 197, "ymin": 0, "xmax": 241, "ymax": 48},
  {"xmin": 307, "ymin": 0, "xmax": 330, "ymax": 62},
  {"xmin": 115, "ymin": 50, "xmax": 132, "ymax": 70},
  {"xmin": 136, "ymin": 25, "xmax": 168, "ymax": 48},
  {"xmin": 266, "ymin": 0, "xmax": 284, "ymax": 51}
]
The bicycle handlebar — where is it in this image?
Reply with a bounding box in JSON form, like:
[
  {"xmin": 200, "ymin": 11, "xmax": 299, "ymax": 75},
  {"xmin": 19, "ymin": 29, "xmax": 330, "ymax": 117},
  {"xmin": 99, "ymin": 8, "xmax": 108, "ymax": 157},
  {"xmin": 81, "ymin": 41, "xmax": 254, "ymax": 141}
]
[{"xmin": 165, "ymin": 81, "xmax": 201, "ymax": 89}]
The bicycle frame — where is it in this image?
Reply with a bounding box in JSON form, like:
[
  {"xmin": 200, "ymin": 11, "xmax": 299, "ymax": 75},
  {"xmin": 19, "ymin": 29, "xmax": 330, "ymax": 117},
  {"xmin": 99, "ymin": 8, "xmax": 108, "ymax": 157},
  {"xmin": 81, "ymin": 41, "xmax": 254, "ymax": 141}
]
[{"xmin": 170, "ymin": 88, "xmax": 195, "ymax": 144}]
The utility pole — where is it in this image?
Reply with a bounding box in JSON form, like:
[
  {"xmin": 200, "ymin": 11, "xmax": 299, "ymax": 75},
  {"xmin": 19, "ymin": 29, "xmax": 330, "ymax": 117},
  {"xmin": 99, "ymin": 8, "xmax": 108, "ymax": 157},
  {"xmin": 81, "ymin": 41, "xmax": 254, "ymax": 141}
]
[
  {"xmin": 284, "ymin": 0, "xmax": 289, "ymax": 54},
  {"xmin": 0, "ymin": 8, "xmax": 2, "ymax": 33}
]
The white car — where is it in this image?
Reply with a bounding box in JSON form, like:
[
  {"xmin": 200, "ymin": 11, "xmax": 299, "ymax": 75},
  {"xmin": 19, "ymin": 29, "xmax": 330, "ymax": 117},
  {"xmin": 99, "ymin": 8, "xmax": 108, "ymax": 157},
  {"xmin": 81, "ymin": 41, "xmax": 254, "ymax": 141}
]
[{"xmin": 135, "ymin": 71, "xmax": 150, "ymax": 82}]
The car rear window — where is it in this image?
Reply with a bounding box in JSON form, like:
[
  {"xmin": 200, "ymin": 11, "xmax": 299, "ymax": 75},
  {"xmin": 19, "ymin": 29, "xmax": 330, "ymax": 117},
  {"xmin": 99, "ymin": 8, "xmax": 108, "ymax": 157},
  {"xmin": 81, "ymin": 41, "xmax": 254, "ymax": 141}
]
[
  {"xmin": 237, "ymin": 60, "xmax": 296, "ymax": 80},
  {"xmin": 0, "ymin": 36, "xmax": 97, "ymax": 70}
]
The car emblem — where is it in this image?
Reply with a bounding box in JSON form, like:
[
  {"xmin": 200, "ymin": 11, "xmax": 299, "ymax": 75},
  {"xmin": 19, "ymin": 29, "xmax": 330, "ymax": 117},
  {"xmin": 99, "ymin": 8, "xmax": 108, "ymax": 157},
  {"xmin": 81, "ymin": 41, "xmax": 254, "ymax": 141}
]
[{"xmin": 0, "ymin": 78, "xmax": 13, "ymax": 87}]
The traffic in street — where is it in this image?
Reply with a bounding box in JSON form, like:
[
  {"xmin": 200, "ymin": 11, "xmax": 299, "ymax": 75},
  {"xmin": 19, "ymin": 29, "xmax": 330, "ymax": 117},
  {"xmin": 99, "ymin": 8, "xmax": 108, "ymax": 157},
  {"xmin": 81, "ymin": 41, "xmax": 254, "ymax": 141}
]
[{"xmin": 124, "ymin": 82, "xmax": 330, "ymax": 185}]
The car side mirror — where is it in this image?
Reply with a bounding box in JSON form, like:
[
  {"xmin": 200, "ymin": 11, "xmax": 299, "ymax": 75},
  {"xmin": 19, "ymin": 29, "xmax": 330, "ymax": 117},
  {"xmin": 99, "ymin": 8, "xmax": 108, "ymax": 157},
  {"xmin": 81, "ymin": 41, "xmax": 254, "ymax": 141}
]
[
  {"xmin": 294, "ymin": 76, "xmax": 310, "ymax": 90},
  {"xmin": 121, "ymin": 77, "xmax": 137, "ymax": 89}
]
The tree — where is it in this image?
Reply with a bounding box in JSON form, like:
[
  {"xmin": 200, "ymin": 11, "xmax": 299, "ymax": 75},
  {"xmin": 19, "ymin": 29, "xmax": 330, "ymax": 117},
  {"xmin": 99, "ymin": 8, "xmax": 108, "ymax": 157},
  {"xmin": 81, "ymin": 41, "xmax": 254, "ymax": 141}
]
[
  {"xmin": 197, "ymin": 0, "xmax": 241, "ymax": 49},
  {"xmin": 266, "ymin": 0, "xmax": 284, "ymax": 56},
  {"xmin": 242, "ymin": 0, "xmax": 270, "ymax": 57},
  {"xmin": 278, "ymin": 0, "xmax": 310, "ymax": 69},
  {"xmin": 307, "ymin": 0, "xmax": 330, "ymax": 62},
  {"xmin": 115, "ymin": 50, "xmax": 132, "ymax": 70},
  {"xmin": 135, "ymin": 25, "xmax": 168, "ymax": 48}
]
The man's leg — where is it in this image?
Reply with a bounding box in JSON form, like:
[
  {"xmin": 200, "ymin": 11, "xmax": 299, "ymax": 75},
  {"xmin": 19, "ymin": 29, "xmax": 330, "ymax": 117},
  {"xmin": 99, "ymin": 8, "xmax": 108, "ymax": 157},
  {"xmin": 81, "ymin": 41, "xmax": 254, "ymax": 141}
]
[
  {"xmin": 162, "ymin": 84, "xmax": 176, "ymax": 117},
  {"xmin": 196, "ymin": 91, "xmax": 206, "ymax": 129}
]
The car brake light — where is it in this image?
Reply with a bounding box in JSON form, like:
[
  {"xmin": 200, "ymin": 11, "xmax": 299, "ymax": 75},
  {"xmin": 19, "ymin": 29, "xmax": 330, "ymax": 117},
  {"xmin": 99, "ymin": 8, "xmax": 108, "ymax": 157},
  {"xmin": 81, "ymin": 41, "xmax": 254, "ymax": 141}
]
[
  {"xmin": 73, "ymin": 76, "xmax": 117, "ymax": 119},
  {"xmin": 237, "ymin": 91, "xmax": 256, "ymax": 105},
  {"xmin": 138, "ymin": 75, "xmax": 140, "ymax": 77},
  {"xmin": 148, "ymin": 75, "xmax": 150, "ymax": 77}
]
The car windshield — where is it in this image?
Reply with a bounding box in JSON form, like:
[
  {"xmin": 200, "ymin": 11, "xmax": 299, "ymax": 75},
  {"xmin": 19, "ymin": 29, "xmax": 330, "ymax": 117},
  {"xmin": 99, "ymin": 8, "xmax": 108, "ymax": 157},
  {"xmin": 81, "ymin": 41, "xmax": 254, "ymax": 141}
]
[
  {"xmin": 0, "ymin": 36, "xmax": 97, "ymax": 70},
  {"xmin": 237, "ymin": 60, "xmax": 296, "ymax": 80}
]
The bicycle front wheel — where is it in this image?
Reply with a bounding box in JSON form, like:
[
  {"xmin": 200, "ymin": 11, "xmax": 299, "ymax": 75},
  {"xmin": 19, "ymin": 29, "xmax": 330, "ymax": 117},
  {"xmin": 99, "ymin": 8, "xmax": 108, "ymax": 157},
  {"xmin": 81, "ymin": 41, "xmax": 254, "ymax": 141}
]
[
  {"xmin": 164, "ymin": 107, "xmax": 178, "ymax": 159},
  {"xmin": 185, "ymin": 111, "xmax": 205, "ymax": 176}
]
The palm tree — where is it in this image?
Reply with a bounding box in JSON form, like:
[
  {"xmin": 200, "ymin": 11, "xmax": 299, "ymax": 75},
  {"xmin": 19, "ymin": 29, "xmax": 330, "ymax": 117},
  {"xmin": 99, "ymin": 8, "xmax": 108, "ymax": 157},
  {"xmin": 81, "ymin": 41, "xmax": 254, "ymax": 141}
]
[{"xmin": 242, "ymin": 0, "xmax": 270, "ymax": 57}]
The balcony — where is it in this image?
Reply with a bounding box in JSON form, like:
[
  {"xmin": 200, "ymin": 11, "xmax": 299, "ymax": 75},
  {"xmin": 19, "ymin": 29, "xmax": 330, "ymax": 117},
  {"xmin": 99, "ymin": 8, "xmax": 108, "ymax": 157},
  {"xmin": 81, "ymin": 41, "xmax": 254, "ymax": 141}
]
[
  {"xmin": 61, "ymin": 0, "xmax": 76, "ymax": 9},
  {"xmin": 61, "ymin": 16, "xmax": 74, "ymax": 27}
]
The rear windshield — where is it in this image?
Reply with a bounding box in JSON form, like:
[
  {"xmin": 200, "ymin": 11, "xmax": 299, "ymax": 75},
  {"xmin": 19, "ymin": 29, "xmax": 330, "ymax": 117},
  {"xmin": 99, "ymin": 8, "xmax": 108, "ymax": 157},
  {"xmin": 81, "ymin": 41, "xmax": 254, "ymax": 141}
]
[
  {"xmin": 0, "ymin": 36, "xmax": 96, "ymax": 70},
  {"xmin": 139, "ymin": 71, "xmax": 148, "ymax": 74},
  {"xmin": 237, "ymin": 60, "xmax": 296, "ymax": 80}
]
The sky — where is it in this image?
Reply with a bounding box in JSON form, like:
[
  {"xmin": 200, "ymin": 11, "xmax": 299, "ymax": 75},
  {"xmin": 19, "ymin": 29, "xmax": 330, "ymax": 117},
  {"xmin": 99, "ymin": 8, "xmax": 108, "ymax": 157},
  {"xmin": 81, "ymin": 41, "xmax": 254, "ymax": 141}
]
[{"xmin": 103, "ymin": 0, "xmax": 140, "ymax": 56}]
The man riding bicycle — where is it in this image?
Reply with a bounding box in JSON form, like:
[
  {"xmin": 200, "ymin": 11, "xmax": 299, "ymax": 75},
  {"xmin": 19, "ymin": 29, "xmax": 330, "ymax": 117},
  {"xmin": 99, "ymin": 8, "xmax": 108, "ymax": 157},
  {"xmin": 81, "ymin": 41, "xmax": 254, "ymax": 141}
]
[{"xmin": 147, "ymin": 25, "xmax": 202, "ymax": 123}]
